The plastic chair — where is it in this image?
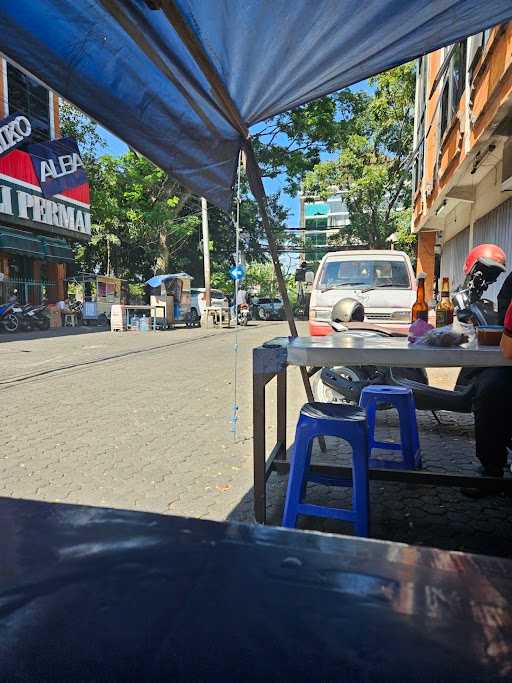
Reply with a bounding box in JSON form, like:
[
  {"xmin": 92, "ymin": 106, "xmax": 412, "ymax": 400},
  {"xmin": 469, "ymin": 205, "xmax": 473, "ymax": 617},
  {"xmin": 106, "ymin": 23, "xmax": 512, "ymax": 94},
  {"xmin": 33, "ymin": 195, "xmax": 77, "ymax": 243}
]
[
  {"xmin": 64, "ymin": 313, "xmax": 76, "ymax": 328},
  {"xmin": 359, "ymin": 386, "xmax": 421, "ymax": 470},
  {"xmin": 282, "ymin": 402, "xmax": 369, "ymax": 537}
]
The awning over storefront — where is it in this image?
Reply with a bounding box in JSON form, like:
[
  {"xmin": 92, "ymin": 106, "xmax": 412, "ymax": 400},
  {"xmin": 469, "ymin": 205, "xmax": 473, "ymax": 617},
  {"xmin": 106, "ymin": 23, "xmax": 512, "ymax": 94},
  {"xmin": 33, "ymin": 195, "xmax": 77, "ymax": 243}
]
[
  {"xmin": 0, "ymin": 227, "xmax": 74, "ymax": 263},
  {"xmin": 43, "ymin": 237, "xmax": 75, "ymax": 264},
  {"xmin": 0, "ymin": 227, "xmax": 46, "ymax": 259}
]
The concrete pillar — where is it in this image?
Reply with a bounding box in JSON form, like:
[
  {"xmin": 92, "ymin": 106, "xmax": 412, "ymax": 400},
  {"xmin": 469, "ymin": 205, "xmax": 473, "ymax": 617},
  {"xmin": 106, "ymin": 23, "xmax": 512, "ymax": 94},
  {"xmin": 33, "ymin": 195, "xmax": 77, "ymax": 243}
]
[
  {"xmin": 0, "ymin": 253, "xmax": 8, "ymax": 277},
  {"xmin": 416, "ymin": 230, "xmax": 436, "ymax": 302},
  {"xmin": 56, "ymin": 263, "xmax": 66, "ymax": 301}
]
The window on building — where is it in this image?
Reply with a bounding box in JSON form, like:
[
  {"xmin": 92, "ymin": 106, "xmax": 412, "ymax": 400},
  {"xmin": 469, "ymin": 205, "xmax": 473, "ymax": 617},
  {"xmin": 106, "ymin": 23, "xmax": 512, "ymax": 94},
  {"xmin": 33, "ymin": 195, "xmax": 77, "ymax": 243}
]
[
  {"xmin": 7, "ymin": 63, "xmax": 51, "ymax": 143},
  {"xmin": 482, "ymin": 28, "xmax": 492, "ymax": 47},
  {"xmin": 438, "ymin": 40, "xmax": 467, "ymax": 143},
  {"xmin": 439, "ymin": 79, "xmax": 450, "ymax": 139},
  {"xmin": 451, "ymin": 41, "xmax": 467, "ymax": 112}
]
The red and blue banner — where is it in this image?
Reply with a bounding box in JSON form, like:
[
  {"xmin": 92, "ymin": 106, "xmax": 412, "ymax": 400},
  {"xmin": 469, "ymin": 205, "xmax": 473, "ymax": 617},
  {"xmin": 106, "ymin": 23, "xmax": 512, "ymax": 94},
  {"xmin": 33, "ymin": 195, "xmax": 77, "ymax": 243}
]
[
  {"xmin": 0, "ymin": 143, "xmax": 90, "ymax": 241},
  {"xmin": 27, "ymin": 136, "xmax": 87, "ymax": 198},
  {"xmin": 0, "ymin": 112, "xmax": 32, "ymax": 158}
]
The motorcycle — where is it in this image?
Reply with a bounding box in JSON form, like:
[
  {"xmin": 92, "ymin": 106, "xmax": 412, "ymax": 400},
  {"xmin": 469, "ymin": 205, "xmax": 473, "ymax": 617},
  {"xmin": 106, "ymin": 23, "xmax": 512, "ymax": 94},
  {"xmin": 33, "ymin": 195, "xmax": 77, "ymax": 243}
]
[
  {"xmin": 24, "ymin": 301, "xmax": 50, "ymax": 331},
  {"xmin": 312, "ymin": 244, "xmax": 506, "ymax": 414},
  {"xmin": 11, "ymin": 303, "xmax": 41, "ymax": 331},
  {"xmin": 237, "ymin": 303, "xmax": 251, "ymax": 326},
  {"xmin": 0, "ymin": 300, "xmax": 20, "ymax": 333},
  {"xmin": 311, "ymin": 297, "xmax": 428, "ymax": 404},
  {"xmin": 68, "ymin": 300, "xmax": 84, "ymax": 325}
]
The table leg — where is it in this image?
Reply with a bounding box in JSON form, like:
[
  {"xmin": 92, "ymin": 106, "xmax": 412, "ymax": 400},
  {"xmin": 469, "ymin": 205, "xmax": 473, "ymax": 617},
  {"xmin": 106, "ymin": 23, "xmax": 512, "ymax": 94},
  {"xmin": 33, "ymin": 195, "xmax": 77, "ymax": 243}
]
[
  {"xmin": 276, "ymin": 367, "xmax": 287, "ymax": 460},
  {"xmin": 253, "ymin": 371, "xmax": 267, "ymax": 524}
]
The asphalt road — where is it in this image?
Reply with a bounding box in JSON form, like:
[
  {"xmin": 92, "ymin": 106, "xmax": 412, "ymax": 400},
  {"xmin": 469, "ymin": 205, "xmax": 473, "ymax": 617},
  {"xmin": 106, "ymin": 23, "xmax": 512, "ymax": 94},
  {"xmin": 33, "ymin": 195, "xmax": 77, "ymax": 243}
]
[{"xmin": 0, "ymin": 321, "xmax": 511, "ymax": 557}]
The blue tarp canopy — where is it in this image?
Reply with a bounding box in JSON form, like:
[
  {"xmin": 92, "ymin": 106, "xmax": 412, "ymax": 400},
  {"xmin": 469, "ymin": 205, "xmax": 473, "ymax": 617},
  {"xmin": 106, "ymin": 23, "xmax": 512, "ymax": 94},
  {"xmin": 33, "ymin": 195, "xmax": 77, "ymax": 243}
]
[
  {"xmin": 146, "ymin": 272, "xmax": 192, "ymax": 288},
  {"xmin": 1, "ymin": 1, "xmax": 511, "ymax": 210}
]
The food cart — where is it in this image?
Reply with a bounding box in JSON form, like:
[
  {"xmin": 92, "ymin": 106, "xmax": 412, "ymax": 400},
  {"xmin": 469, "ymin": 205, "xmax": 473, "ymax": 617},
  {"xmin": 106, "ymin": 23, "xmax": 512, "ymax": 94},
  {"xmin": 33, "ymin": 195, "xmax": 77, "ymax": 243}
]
[
  {"xmin": 145, "ymin": 273, "xmax": 198, "ymax": 329},
  {"xmin": 67, "ymin": 273, "xmax": 127, "ymax": 325}
]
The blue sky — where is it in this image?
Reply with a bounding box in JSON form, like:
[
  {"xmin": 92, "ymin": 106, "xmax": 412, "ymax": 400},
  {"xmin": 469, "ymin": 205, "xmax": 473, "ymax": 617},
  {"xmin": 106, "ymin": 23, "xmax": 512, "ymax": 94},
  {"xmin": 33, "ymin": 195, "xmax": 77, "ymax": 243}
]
[{"xmin": 98, "ymin": 79, "xmax": 374, "ymax": 229}]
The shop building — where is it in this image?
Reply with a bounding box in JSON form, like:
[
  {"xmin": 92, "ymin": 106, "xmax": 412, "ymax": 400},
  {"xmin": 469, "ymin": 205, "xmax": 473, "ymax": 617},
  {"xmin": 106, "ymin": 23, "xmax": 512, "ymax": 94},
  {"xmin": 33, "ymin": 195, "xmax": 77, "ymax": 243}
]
[
  {"xmin": 0, "ymin": 56, "xmax": 90, "ymax": 304},
  {"xmin": 412, "ymin": 23, "xmax": 512, "ymax": 303}
]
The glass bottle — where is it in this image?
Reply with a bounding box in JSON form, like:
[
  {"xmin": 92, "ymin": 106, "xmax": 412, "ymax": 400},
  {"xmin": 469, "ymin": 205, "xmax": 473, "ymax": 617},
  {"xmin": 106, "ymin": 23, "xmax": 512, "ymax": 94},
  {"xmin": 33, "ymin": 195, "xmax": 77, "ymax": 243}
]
[
  {"xmin": 412, "ymin": 272, "xmax": 429, "ymax": 322},
  {"xmin": 435, "ymin": 277, "xmax": 454, "ymax": 327}
]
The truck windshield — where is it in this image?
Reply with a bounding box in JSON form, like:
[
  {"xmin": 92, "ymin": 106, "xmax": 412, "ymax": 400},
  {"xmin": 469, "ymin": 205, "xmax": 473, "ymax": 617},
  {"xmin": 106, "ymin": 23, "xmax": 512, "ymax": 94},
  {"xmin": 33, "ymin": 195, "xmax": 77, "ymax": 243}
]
[{"xmin": 319, "ymin": 259, "xmax": 410, "ymax": 290}]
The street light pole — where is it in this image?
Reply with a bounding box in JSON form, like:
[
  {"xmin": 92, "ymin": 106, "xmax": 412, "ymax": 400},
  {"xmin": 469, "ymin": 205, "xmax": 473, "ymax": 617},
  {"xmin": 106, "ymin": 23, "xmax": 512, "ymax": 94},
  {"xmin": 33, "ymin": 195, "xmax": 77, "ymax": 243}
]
[{"xmin": 201, "ymin": 197, "xmax": 211, "ymax": 306}]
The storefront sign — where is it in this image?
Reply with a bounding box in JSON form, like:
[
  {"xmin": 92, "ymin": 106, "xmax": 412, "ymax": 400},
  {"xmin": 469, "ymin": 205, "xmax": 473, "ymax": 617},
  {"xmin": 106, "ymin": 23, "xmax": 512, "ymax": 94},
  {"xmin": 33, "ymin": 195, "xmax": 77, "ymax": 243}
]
[
  {"xmin": 0, "ymin": 184, "xmax": 90, "ymax": 235},
  {"xmin": 0, "ymin": 144, "xmax": 90, "ymax": 240},
  {"xmin": 0, "ymin": 113, "xmax": 32, "ymax": 157},
  {"xmin": 28, "ymin": 136, "xmax": 87, "ymax": 198}
]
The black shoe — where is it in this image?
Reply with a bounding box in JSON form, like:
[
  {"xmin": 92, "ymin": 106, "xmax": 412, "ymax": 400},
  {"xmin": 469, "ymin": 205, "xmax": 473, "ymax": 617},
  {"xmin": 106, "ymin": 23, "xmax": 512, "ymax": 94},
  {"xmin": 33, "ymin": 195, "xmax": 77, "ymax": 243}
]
[
  {"xmin": 461, "ymin": 465, "xmax": 504, "ymax": 498},
  {"xmin": 476, "ymin": 464, "xmax": 504, "ymax": 478}
]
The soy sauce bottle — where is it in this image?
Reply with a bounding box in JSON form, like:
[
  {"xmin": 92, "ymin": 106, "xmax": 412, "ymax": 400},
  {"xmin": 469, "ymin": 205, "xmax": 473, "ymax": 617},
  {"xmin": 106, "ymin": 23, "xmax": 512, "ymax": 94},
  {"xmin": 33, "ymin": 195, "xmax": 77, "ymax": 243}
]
[
  {"xmin": 412, "ymin": 272, "xmax": 429, "ymax": 322},
  {"xmin": 435, "ymin": 277, "xmax": 454, "ymax": 327}
]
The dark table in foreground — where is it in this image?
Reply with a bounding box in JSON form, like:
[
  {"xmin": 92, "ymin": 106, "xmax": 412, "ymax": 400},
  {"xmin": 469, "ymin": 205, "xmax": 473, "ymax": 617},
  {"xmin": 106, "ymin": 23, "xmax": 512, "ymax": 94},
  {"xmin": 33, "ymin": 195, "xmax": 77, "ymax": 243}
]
[
  {"xmin": 253, "ymin": 336, "xmax": 512, "ymax": 523},
  {"xmin": 0, "ymin": 497, "xmax": 511, "ymax": 681}
]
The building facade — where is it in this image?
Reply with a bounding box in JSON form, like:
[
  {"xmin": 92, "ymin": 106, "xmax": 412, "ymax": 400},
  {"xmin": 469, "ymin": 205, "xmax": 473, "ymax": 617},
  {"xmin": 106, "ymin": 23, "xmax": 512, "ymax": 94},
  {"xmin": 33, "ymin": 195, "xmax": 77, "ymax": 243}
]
[
  {"xmin": 412, "ymin": 22, "xmax": 512, "ymax": 303},
  {"xmin": 298, "ymin": 190, "xmax": 351, "ymax": 262},
  {"xmin": 0, "ymin": 56, "xmax": 90, "ymax": 304}
]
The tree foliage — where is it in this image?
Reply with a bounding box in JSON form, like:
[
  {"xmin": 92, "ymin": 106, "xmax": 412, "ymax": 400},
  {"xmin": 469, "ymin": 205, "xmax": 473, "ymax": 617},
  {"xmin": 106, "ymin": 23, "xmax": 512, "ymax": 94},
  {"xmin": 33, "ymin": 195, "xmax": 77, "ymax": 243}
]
[
  {"xmin": 303, "ymin": 64, "xmax": 416, "ymax": 250},
  {"xmin": 253, "ymin": 91, "xmax": 368, "ymax": 195}
]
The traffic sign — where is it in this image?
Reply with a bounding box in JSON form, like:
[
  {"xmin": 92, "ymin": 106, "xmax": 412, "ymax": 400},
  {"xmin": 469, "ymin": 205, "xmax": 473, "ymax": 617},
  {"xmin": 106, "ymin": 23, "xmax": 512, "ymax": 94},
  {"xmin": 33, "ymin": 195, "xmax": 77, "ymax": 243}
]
[{"xmin": 229, "ymin": 264, "xmax": 245, "ymax": 280}]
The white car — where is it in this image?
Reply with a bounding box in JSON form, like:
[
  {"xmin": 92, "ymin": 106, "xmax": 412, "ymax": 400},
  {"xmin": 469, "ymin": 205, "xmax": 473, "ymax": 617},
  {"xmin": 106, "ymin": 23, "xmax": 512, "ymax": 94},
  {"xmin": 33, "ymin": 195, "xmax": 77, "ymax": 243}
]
[
  {"xmin": 309, "ymin": 250, "xmax": 417, "ymax": 335},
  {"xmin": 190, "ymin": 288, "xmax": 229, "ymax": 320}
]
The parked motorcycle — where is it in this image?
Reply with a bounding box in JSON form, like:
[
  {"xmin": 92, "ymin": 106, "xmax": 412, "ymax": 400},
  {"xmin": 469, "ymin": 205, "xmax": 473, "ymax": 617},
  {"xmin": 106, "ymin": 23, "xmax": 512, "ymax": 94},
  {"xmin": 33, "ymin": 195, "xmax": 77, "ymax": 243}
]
[
  {"xmin": 312, "ymin": 244, "xmax": 506, "ymax": 414},
  {"xmin": 68, "ymin": 300, "xmax": 83, "ymax": 325},
  {"xmin": 237, "ymin": 303, "xmax": 251, "ymax": 326},
  {"xmin": 0, "ymin": 300, "xmax": 20, "ymax": 333},
  {"xmin": 11, "ymin": 303, "xmax": 37, "ymax": 331},
  {"xmin": 311, "ymin": 298, "xmax": 427, "ymax": 403},
  {"xmin": 24, "ymin": 301, "xmax": 50, "ymax": 331}
]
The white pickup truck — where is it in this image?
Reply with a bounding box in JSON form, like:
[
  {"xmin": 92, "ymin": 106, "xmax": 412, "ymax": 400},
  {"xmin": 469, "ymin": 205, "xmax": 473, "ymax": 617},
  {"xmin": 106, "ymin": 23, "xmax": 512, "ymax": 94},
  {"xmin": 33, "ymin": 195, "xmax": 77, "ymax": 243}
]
[{"xmin": 308, "ymin": 249, "xmax": 417, "ymax": 335}]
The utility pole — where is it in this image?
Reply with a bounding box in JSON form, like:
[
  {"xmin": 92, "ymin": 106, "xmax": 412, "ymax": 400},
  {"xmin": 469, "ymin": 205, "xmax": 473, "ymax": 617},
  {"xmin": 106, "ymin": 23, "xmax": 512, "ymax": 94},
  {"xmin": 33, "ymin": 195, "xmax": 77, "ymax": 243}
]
[{"xmin": 201, "ymin": 197, "xmax": 211, "ymax": 306}]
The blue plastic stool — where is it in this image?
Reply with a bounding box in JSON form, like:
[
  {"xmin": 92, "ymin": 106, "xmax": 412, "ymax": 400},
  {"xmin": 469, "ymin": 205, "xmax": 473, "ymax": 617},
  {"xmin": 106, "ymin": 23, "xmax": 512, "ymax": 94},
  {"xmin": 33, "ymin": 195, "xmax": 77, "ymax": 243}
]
[
  {"xmin": 282, "ymin": 402, "xmax": 369, "ymax": 537},
  {"xmin": 358, "ymin": 386, "xmax": 421, "ymax": 470}
]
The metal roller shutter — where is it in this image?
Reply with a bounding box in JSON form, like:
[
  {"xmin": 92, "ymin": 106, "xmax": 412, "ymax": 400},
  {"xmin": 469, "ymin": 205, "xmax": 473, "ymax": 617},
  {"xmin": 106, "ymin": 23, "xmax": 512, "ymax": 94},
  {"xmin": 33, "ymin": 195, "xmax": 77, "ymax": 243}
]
[{"xmin": 440, "ymin": 227, "xmax": 469, "ymax": 291}]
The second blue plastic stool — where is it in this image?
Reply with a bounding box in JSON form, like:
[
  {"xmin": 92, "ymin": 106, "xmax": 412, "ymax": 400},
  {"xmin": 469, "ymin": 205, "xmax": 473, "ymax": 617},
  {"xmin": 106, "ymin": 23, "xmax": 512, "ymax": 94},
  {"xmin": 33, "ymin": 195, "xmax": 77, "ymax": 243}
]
[
  {"xmin": 359, "ymin": 385, "xmax": 421, "ymax": 470},
  {"xmin": 282, "ymin": 402, "xmax": 369, "ymax": 537}
]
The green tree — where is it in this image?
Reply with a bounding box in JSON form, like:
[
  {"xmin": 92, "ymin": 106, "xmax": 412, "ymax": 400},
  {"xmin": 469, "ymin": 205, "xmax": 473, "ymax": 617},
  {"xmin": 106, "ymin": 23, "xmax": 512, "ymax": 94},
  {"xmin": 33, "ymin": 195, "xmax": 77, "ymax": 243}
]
[
  {"xmin": 59, "ymin": 100, "xmax": 106, "ymax": 166},
  {"xmin": 77, "ymin": 152, "xmax": 202, "ymax": 280},
  {"xmin": 303, "ymin": 64, "xmax": 416, "ymax": 250},
  {"xmin": 245, "ymin": 261, "xmax": 297, "ymax": 302},
  {"xmin": 253, "ymin": 91, "xmax": 368, "ymax": 195}
]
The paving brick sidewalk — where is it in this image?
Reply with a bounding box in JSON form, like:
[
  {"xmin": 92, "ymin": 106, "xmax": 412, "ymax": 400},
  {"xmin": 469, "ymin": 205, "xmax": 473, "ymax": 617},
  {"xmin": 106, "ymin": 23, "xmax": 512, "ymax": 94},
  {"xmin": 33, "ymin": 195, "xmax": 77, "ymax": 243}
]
[{"xmin": 0, "ymin": 322, "xmax": 510, "ymax": 558}]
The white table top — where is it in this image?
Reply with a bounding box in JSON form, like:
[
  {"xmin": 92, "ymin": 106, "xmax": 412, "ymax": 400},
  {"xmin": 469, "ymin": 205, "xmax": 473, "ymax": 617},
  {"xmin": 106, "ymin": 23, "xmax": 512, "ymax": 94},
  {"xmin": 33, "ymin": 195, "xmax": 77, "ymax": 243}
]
[{"xmin": 285, "ymin": 335, "xmax": 512, "ymax": 368}]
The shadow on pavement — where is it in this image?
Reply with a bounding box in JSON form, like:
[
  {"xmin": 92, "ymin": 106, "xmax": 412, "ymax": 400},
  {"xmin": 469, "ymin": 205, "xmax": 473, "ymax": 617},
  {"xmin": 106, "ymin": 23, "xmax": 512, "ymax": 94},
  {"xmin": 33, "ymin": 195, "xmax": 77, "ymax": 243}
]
[
  {"xmin": 227, "ymin": 412, "xmax": 512, "ymax": 559},
  {"xmin": 0, "ymin": 324, "xmax": 110, "ymax": 343}
]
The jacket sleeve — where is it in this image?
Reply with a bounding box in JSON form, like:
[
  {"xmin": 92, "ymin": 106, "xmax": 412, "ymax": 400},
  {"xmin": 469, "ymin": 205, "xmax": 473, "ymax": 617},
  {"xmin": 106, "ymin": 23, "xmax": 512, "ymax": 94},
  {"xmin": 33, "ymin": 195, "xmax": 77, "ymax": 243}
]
[
  {"xmin": 504, "ymin": 301, "xmax": 512, "ymax": 338},
  {"xmin": 498, "ymin": 272, "xmax": 512, "ymax": 324}
]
